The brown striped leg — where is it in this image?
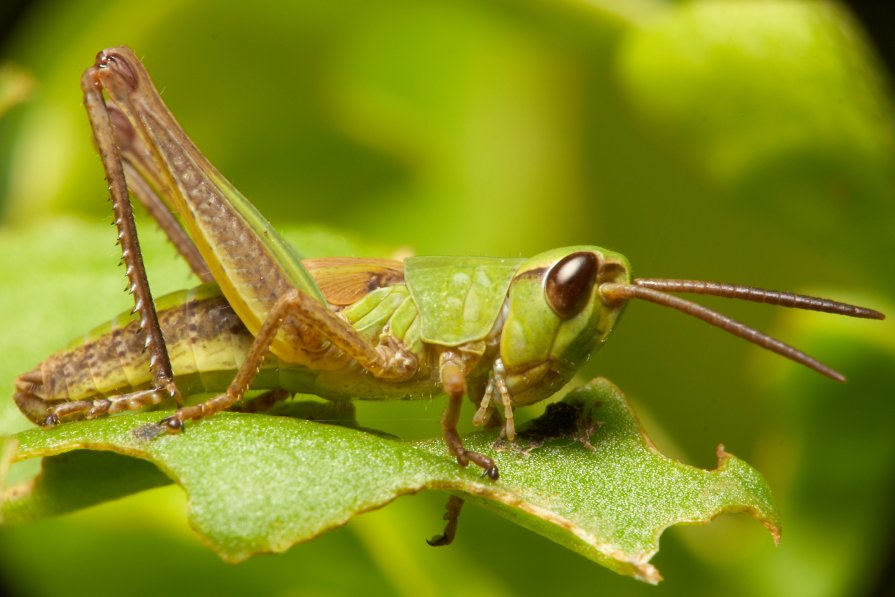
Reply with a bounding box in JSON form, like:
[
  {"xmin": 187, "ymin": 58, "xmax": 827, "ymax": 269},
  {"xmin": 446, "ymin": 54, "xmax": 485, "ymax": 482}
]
[
  {"xmin": 82, "ymin": 58, "xmax": 180, "ymax": 406},
  {"xmin": 427, "ymin": 495, "xmax": 465, "ymax": 547},
  {"xmin": 134, "ymin": 289, "xmax": 418, "ymax": 440},
  {"xmin": 440, "ymin": 352, "xmax": 499, "ymax": 480}
]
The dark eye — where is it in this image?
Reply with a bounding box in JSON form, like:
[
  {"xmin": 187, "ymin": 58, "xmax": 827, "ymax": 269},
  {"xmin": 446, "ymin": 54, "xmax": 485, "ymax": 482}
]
[{"xmin": 545, "ymin": 252, "xmax": 598, "ymax": 319}]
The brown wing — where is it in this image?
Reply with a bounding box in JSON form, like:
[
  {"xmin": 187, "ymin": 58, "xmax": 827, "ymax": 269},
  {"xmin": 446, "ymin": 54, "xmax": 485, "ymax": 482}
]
[{"xmin": 302, "ymin": 258, "xmax": 405, "ymax": 306}]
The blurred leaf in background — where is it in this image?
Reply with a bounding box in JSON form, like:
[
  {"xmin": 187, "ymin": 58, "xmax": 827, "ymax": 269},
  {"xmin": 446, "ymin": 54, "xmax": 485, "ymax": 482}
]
[{"xmin": 1, "ymin": 0, "xmax": 893, "ymax": 595}]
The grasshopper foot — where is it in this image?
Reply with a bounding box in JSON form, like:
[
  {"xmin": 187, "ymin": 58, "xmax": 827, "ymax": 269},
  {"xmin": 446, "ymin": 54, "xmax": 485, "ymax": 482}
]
[
  {"xmin": 481, "ymin": 463, "xmax": 500, "ymax": 481},
  {"xmin": 41, "ymin": 413, "xmax": 60, "ymax": 427},
  {"xmin": 133, "ymin": 415, "xmax": 183, "ymax": 441},
  {"xmin": 445, "ymin": 429, "xmax": 500, "ymax": 480},
  {"xmin": 458, "ymin": 449, "xmax": 499, "ymax": 480},
  {"xmin": 427, "ymin": 495, "xmax": 465, "ymax": 547}
]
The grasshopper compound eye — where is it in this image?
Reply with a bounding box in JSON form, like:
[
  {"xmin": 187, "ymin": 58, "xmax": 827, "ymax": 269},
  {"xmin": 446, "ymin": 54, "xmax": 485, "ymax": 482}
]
[{"xmin": 545, "ymin": 252, "xmax": 599, "ymax": 319}]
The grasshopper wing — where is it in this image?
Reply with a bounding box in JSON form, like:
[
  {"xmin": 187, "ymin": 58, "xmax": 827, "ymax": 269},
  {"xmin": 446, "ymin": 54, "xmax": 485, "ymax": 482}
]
[{"xmin": 303, "ymin": 258, "xmax": 405, "ymax": 306}]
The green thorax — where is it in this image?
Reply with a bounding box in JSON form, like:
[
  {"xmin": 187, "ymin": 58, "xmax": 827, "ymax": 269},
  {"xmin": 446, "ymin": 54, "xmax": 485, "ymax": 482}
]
[
  {"xmin": 404, "ymin": 256, "xmax": 525, "ymax": 346},
  {"xmin": 338, "ymin": 284, "xmax": 424, "ymax": 358}
]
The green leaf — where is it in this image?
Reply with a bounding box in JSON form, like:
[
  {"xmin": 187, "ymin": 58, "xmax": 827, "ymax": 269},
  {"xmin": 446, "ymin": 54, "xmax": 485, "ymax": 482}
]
[{"xmin": 1, "ymin": 378, "xmax": 779, "ymax": 584}]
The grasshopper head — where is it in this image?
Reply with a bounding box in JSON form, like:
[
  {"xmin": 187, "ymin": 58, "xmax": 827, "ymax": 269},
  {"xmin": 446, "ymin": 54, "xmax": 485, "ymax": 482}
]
[
  {"xmin": 498, "ymin": 244, "xmax": 885, "ymax": 408},
  {"xmin": 499, "ymin": 246, "xmax": 630, "ymax": 406}
]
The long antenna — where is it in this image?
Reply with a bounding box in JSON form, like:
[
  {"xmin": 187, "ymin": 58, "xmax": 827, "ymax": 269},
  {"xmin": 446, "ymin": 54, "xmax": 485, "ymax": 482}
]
[
  {"xmin": 598, "ymin": 282, "xmax": 885, "ymax": 383},
  {"xmin": 633, "ymin": 279, "xmax": 885, "ymax": 320}
]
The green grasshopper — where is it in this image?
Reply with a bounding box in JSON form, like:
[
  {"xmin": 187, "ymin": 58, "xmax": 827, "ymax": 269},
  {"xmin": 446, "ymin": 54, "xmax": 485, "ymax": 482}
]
[{"xmin": 13, "ymin": 47, "xmax": 885, "ymax": 488}]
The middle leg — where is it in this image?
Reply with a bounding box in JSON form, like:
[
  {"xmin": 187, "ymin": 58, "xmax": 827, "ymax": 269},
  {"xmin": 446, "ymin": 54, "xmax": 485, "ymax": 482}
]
[{"xmin": 134, "ymin": 288, "xmax": 418, "ymax": 439}]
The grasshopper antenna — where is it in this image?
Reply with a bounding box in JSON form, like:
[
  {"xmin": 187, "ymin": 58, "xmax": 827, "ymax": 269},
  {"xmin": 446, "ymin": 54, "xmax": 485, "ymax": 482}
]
[
  {"xmin": 599, "ymin": 280, "xmax": 885, "ymax": 383},
  {"xmin": 632, "ymin": 279, "xmax": 885, "ymax": 320}
]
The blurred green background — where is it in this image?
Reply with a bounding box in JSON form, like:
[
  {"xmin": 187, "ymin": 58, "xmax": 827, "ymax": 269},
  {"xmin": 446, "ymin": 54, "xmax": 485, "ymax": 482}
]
[{"xmin": 1, "ymin": 0, "xmax": 894, "ymax": 595}]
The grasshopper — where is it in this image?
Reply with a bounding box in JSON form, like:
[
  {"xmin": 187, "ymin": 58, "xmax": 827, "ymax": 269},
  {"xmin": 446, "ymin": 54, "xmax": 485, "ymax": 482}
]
[{"xmin": 12, "ymin": 47, "xmax": 885, "ymax": 488}]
